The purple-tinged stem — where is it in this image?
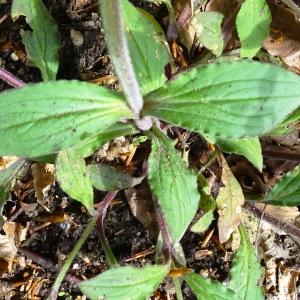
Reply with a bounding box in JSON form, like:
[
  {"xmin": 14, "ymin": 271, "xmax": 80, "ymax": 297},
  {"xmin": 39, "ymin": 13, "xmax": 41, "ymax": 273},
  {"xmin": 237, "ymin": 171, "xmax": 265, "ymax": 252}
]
[{"xmin": 0, "ymin": 66, "xmax": 25, "ymax": 88}]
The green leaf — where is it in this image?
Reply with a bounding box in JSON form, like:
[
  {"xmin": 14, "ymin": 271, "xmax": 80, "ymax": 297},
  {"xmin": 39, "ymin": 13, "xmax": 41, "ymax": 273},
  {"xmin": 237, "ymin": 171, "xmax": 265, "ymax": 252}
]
[
  {"xmin": 88, "ymin": 163, "xmax": 144, "ymax": 191},
  {"xmin": 56, "ymin": 149, "xmax": 94, "ymax": 210},
  {"xmin": 192, "ymin": 12, "xmax": 224, "ymax": 56},
  {"xmin": 190, "ymin": 210, "xmax": 214, "ymax": 234},
  {"xmin": 122, "ymin": 0, "xmax": 170, "ymax": 95},
  {"xmin": 216, "ymin": 156, "xmax": 244, "ymax": 244},
  {"xmin": 184, "ymin": 273, "xmax": 237, "ymax": 300},
  {"xmin": 218, "ymin": 137, "xmax": 263, "ymax": 171},
  {"xmin": 228, "ymin": 225, "xmax": 264, "ymax": 300},
  {"xmin": 143, "ymin": 61, "xmax": 300, "ymax": 142},
  {"xmin": 11, "ymin": 0, "xmax": 60, "ymax": 80},
  {"xmin": 148, "ymin": 127, "xmax": 200, "ymax": 243},
  {"xmin": 236, "ymin": 0, "xmax": 271, "ymax": 58},
  {"xmin": 0, "ymin": 80, "xmax": 133, "ymax": 157},
  {"xmin": 0, "ymin": 159, "xmax": 28, "ymax": 229},
  {"xmin": 79, "ymin": 264, "xmax": 170, "ymax": 300},
  {"xmin": 74, "ymin": 123, "xmax": 137, "ymax": 159},
  {"xmin": 265, "ymin": 166, "xmax": 300, "ymax": 206}
]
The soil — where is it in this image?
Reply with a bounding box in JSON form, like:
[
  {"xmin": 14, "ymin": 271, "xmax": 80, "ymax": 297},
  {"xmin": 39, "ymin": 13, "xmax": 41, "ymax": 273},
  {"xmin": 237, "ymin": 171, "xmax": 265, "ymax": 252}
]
[{"xmin": 0, "ymin": 0, "xmax": 300, "ymax": 300}]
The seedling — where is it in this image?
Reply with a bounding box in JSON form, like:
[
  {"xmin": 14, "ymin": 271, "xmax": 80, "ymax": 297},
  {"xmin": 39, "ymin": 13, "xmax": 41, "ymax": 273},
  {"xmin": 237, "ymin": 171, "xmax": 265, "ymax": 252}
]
[{"xmin": 0, "ymin": 0, "xmax": 300, "ymax": 299}]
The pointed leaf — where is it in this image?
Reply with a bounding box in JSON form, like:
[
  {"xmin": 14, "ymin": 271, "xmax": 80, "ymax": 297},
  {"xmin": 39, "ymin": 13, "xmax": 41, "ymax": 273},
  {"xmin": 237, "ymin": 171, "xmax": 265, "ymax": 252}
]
[
  {"xmin": 122, "ymin": 0, "xmax": 170, "ymax": 94},
  {"xmin": 218, "ymin": 137, "xmax": 263, "ymax": 171},
  {"xmin": 143, "ymin": 61, "xmax": 300, "ymax": 142},
  {"xmin": 88, "ymin": 163, "xmax": 144, "ymax": 191},
  {"xmin": 184, "ymin": 273, "xmax": 237, "ymax": 300},
  {"xmin": 192, "ymin": 12, "xmax": 224, "ymax": 56},
  {"xmin": 56, "ymin": 149, "xmax": 93, "ymax": 210},
  {"xmin": 228, "ymin": 225, "xmax": 264, "ymax": 300},
  {"xmin": 216, "ymin": 156, "xmax": 244, "ymax": 243},
  {"xmin": 265, "ymin": 166, "xmax": 300, "ymax": 206},
  {"xmin": 0, "ymin": 80, "xmax": 133, "ymax": 157},
  {"xmin": 148, "ymin": 127, "xmax": 200, "ymax": 243},
  {"xmin": 190, "ymin": 210, "xmax": 214, "ymax": 234},
  {"xmin": 0, "ymin": 159, "xmax": 27, "ymax": 229},
  {"xmin": 79, "ymin": 264, "xmax": 170, "ymax": 300},
  {"xmin": 11, "ymin": 0, "xmax": 60, "ymax": 80},
  {"xmin": 236, "ymin": 0, "xmax": 271, "ymax": 58}
]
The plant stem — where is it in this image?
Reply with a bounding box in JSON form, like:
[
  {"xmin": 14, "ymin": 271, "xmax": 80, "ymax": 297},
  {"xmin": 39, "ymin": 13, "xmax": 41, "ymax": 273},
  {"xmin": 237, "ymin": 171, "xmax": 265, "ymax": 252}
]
[
  {"xmin": 100, "ymin": 0, "xmax": 144, "ymax": 116},
  {"xmin": 173, "ymin": 278, "xmax": 184, "ymax": 300},
  {"xmin": 262, "ymin": 149, "xmax": 300, "ymax": 162},
  {"xmin": 279, "ymin": 0, "xmax": 300, "ymax": 19},
  {"xmin": 96, "ymin": 191, "xmax": 119, "ymax": 268},
  {"xmin": 47, "ymin": 217, "xmax": 96, "ymax": 300},
  {"xmin": 0, "ymin": 66, "xmax": 25, "ymax": 88}
]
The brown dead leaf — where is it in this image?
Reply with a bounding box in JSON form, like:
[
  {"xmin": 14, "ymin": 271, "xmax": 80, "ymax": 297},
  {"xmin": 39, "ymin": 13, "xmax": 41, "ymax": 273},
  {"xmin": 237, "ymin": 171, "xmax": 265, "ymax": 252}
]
[
  {"xmin": 263, "ymin": 1, "xmax": 300, "ymax": 72},
  {"xmin": 216, "ymin": 155, "xmax": 244, "ymax": 243},
  {"xmin": 31, "ymin": 163, "xmax": 55, "ymax": 202},
  {"xmin": 0, "ymin": 234, "xmax": 17, "ymax": 274},
  {"xmin": 0, "ymin": 156, "xmax": 19, "ymax": 170}
]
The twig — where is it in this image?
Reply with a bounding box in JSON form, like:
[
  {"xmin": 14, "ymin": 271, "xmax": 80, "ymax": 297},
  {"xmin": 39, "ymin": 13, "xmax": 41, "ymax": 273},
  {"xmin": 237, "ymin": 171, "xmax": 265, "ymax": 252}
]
[
  {"xmin": 46, "ymin": 217, "xmax": 96, "ymax": 300},
  {"xmin": 96, "ymin": 191, "xmax": 119, "ymax": 268},
  {"xmin": 244, "ymin": 201, "xmax": 300, "ymax": 243},
  {"xmin": 0, "ymin": 66, "xmax": 25, "ymax": 88},
  {"xmin": 262, "ymin": 149, "xmax": 300, "ymax": 162}
]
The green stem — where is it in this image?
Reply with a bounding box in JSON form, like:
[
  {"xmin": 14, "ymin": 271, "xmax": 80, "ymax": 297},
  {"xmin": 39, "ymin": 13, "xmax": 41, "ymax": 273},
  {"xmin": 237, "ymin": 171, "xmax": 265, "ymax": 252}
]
[
  {"xmin": 173, "ymin": 278, "xmax": 184, "ymax": 300},
  {"xmin": 47, "ymin": 217, "xmax": 96, "ymax": 300}
]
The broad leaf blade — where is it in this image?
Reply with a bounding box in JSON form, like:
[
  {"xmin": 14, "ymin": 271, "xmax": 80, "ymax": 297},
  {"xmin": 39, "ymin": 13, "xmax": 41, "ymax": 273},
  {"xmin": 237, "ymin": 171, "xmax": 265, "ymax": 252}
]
[
  {"xmin": 88, "ymin": 163, "xmax": 144, "ymax": 191},
  {"xmin": 216, "ymin": 156, "xmax": 244, "ymax": 244},
  {"xmin": 192, "ymin": 11, "xmax": 224, "ymax": 56},
  {"xmin": 148, "ymin": 127, "xmax": 200, "ymax": 243},
  {"xmin": 0, "ymin": 159, "xmax": 27, "ymax": 229},
  {"xmin": 0, "ymin": 80, "xmax": 133, "ymax": 157},
  {"xmin": 184, "ymin": 273, "xmax": 237, "ymax": 300},
  {"xmin": 236, "ymin": 0, "xmax": 271, "ymax": 58},
  {"xmin": 190, "ymin": 210, "xmax": 214, "ymax": 234},
  {"xmin": 56, "ymin": 149, "xmax": 93, "ymax": 209},
  {"xmin": 265, "ymin": 166, "xmax": 300, "ymax": 206},
  {"xmin": 143, "ymin": 61, "xmax": 300, "ymax": 142},
  {"xmin": 218, "ymin": 137, "xmax": 263, "ymax": 171},
  {"xmin": 11, "ymin": 0, "xmax": 60, "ymax": 80},
  {"xmin": 228, "ymin": 225, "xmax": 264, "ymax": 300},
  {"xmin": 79, "ymin": 264, "xmax": 170, "ymax": 300},
  {"xmin": 122, "ymin": 0, "xmax": 170, "ymax": 95}
]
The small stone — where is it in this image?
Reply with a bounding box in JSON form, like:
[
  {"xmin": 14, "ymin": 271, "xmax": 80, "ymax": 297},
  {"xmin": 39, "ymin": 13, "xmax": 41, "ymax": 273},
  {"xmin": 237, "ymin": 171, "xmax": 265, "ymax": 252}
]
[
  {"xmin": 10, "ymin": 52, "xmax": 19, "ymax": 61},
  {"xmin": 70, "ymin": 29, "xmax": 84, "ymax": 47}
]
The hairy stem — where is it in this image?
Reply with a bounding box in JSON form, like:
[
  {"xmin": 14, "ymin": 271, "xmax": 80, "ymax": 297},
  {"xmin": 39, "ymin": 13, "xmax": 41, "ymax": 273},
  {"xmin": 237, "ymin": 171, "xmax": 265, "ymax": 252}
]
[
  {"xmin": 47, "ymin": 217, "xmax": 96, "ymax": 300},
  {"xmin": 100, "ymin": 0, "xmax": 144, "ymax": 116},
  {"xmin": 0, "ymin": 66, "xmax": 25, "ymax": 88}
]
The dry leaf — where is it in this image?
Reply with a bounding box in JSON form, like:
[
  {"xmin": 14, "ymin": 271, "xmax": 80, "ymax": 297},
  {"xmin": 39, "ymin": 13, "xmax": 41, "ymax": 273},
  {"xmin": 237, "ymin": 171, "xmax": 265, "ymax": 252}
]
[
  {"xmin": 31, "ymin": 163, "xmax": 55, "ymax": 201},
  {"xmin": 216, "ymin": 155, "xmax": 244, "ymax": 243},
  {"xmin": 263, "ymin": 1, "xmax": 300, "ymax": 71},
  {"xmin": 0, "ymin": 234, "xmax": 17, "ymax": 274},
  {"xmin": 0, "ymin": 156, "xmax": 19, "ymax": 170}
]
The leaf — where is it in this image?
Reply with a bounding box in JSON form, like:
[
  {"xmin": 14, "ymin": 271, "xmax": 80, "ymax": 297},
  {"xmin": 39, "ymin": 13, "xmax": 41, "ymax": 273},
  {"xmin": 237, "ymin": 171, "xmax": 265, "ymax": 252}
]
[
  {"xmin": 56, "ymin": 149, "xmax": 94, "ymax": 210},
  {"xmin": 190, "ymin": 210, "xmax": 214, "ymax": 234},
  {"xmin": 216, "ymin": 156, "xmax": 244, "ymax": 243},
  {"xmin": 236, "ymin": 0, "xmax": 271, "ymax": 58},
  {"xmin": 0, "ymin": 159, "xmax": 27, "ymax": 229},
  {"xmin": 218, "ymin": 137, "xmax": 263, "ymax": 172},
  {"xmin": 0, "ymin": 234, "xmax": 17, "ymax": 275},
  {"xmin": 11, "ymin": 0, "xmax": 60, "ymax": 80},
  {"xmin": 122, "ymin": 0, "xmax": 170, "ymax": 95},
  {"xmin": 88, "ymin": 163, "xmax": 145, "ymax": 191},
  {"xmin": 184, "ymin": 273, "xmax": 237, "ymax": 300},
  {"xmin": 192, "ymin": 12, "xmax": 224, "ymax": 56},
  {"xmin": 228, "ymin": 225, "xmax": 264, "ymax": 300},
  {"xmin": 0, "ymin": 80, "xmax": 133, "ymax": 157},
  {"xmin": 74, "ymin": 123, "xmax": 137, "ymax": 159},
  {"xmin": 265, "ymin": 166, "xmax": 300, "ymax": 206},
  {"xmin": 100, "ymin": 0, "xmax": 143, "ymax": 114},
  {"xmin": 143, "ymin": 61, "xmax": 300, "ymax": 142},
  {"xmin": 79, "ymin": 264, "xmax": 170, "ymax": 300},
  {"xmin": 148, "ymin": 127, "xmax": 200, "ymax": 243}
]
